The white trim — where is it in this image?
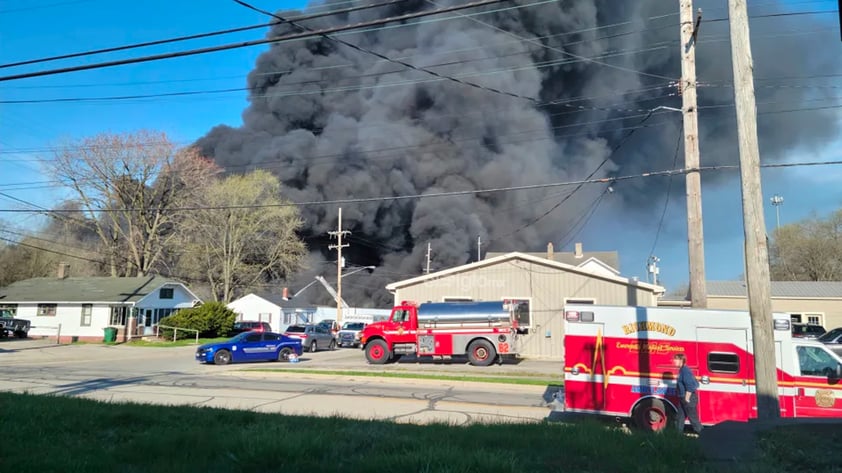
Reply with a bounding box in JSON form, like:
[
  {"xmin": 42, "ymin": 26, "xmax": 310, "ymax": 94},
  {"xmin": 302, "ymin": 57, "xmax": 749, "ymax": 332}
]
[
  {"xmin": 135, "ymin": 282, "xmax": 202, "ymax": 307},
  {"xmin": 385, "ymin": 252, "xmax": 664, "ymax": 293},
  {"xmin": 575, "ymin": 257, "xmax": 620, "ymax": 276}
]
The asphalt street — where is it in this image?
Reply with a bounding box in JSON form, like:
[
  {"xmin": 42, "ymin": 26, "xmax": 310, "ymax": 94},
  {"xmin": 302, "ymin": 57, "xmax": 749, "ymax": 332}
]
[{"xmin": 0, "ymin": 338, "xmax": 561, "ymax": 425}]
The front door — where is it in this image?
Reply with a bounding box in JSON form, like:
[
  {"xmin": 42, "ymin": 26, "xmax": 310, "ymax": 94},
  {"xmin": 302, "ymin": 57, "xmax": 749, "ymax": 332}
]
[
  {"xmin": 238, "ymin": 332, "xmax": 264, "ymax": 361},
  {"xmin": 793, "ymin": 344, "xmax": 842, "ymax": 417},
  {"xmin": 390, "ymin": 309, "xmax": 416, "ymax": 345},
  {"xmin": 695, "ymin": 328, "xmax": 751, "ymax": 424},
  {"xmin": 144, "ymin": 309, "xmax": 153, "ymax": 327}
]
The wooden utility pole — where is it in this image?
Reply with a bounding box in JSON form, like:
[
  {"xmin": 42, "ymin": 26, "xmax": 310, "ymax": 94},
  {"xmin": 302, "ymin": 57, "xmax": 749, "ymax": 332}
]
[
  {"xmin": 728, "ymin": 0, "xmax": 781, "ymax": 419},
  {"xmin": 680, "ymin": 0, "xmax": 707, "ymax": 308},
  {"xmin": 328, "ymin": 207, "xmax": 350, "ymax": 325}
]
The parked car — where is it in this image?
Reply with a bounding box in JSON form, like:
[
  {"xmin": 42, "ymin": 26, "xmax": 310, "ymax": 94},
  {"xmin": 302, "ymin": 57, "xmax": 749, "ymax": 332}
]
[
  {"xmin": 284, "ymin": 324, "xmax": 336, "ymax": 352},
  {"xmin": 818, "ymin": 327, "xmax": 842, "ymax": 355},
  {"xmin": 230, "ymin": 321, "xmax": 272, "ymax": 336},
  {"xmin": 337, "ymin": 322, "xmax": 367, "ymax": 348},
  {"xmin": 317, "ymin": 319, "xmax": 340, "ymax": 340},
  {"xmin": 791, "ymin": 323, "xmax": 826, "ymax": 339},
  {"xmin": 195, "ymin": 332, "xmax": 301, "ymax": 365}
]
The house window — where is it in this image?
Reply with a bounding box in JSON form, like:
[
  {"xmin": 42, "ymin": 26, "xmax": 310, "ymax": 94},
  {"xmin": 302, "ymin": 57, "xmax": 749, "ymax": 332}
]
[
  {"xmin": 159, "ymin": 287, "xmax": 174, "ymax": 299},
  {"xmin": 259, "ymin": 313, "xmax": 271, "ymax": 322},
  {"xmin": 503, "ymin": 298, "xmax": 531, "ymax": 328},
  {"xmin": 443, "ymin": 297, "xmax": 473, "ymax": 302},
  {"xmin": 110, "ymin": 306, "xmax": 129, "ymax": 326},
  {"xmin": 806, "ymin": 314, "xmax": 824, "ymax": 326},
  {"xmin": 80, "ymin": 304, "xmax": 93, "ymax": 327},
  {"xmin": 154, "ymin": 308, "xmax": 175, "ymax": 322},
  {"xmin": 790, "ymin": 313, "xmax": 803, "ymax": 323},
  {"xmin": 708, "ymin": 352, "xmax": 740, "ymax": 374},
  {"xmin": 37, "ymin": 304, "xmax": 57, "ymax": 316},
  {"xmin": 0, "ymin": 304, "xmax": 17, "ymax": 316}
]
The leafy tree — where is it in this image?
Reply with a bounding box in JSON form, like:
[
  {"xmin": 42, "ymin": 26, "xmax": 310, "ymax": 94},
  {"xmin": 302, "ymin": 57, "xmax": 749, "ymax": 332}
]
[
  {"xmin": 175, "ymin": 170, "xmax": 307, "ymax": 302},
  {"xmin": 770, "ymin": 209, "xmax": 842, "ymax": 281},
  {"xmin": 158, "ymin": 302, "xmax": 237, "ymax": 339}
]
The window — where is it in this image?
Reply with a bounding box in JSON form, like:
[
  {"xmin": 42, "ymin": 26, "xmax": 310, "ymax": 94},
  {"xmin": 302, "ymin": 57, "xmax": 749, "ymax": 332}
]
[
  {"xmin": 819, "ymin": 328, "xmax": 842, "ymax": 343},
  {"xmin": 259, "ymin": 313, "xmax": 271, "ymax": 322},
  {"xmin": 790, "ymin": 313, "xmax": 803, "ymax": 323},
  {"xmin": 159, "ymin": 287, "xmax": 174, "ymax": 299},
  {"xmin": 110, "ymin": 306, "xmax": 129, "ymax": 326},
  {"xmin": 37, "ymin": 304, "xmax": 57, "ymax": 317},
  {"xmin": 283, "ymin": 313, "xmax": 296, "ymax": 325},
  {"xmin": 155, "ymin": 308, "xmax": 175, "ymax": 321},
  {"xmin": 797, "ymin": 346, "xmax": 840, "ymax": 377},
  {"xmin": 392, "ymin": 310, "xmax": 410, "ymax": 323},
  {"xmin": 503, "ymin": 299, "xmax": 531, "ymax": 328},
  {"xmin": 443, "ymin": 297, "xmax": 473, "ymax": 302},
  {"xmin": 80, "ymin": 304, "xmax": 93, "ymax": 327},
  {"xmin": 315, "ymin": 325, "xmax": 328, "ymax": 334},
  {"xmin": 708, "ymin": 352, "xmax": 740, "ymax": 374},
  {"xmin": 263, "ymin": 333, "xmax": 280, "ymax": 341},
  {"xmin": 806, "ymin": 314, "xmax": 824, "ymax": 326},
  {"xmin": 0, "ymin": 304, "xmax": 17, "ymax": 317},
  {"xmin": 245, "ymin": 333, "xmax": 261, "ymax": 343}
]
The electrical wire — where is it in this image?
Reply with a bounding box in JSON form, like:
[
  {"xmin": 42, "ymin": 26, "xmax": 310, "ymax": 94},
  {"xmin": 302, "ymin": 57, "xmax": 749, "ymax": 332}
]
[
  {"xmin": 648, "ymin": 122, "xmax": 684, "ymax": 259},
  {"xmin": 0, "ymin": 0, "xmax": 513, "ymax": 82}
]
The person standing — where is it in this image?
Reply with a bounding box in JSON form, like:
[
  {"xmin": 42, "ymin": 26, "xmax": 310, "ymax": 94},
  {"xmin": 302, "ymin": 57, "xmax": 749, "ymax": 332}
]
[{"xmin": 673, "ymin": 353, "xmax": 703, "ymax": 434}]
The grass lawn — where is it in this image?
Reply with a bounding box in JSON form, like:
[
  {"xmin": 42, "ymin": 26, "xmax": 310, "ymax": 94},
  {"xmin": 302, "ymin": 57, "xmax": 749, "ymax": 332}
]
[
  {"xmin": 247, "ymin": 368, "xmax": 560, "ymax": 386},
  {"xmin": 128, "ymin": 337, "xmax": 228, "ymax": 347},
  {"xmin": 0, "ymin": 392, "xmax": 833, "ymax": 472}
]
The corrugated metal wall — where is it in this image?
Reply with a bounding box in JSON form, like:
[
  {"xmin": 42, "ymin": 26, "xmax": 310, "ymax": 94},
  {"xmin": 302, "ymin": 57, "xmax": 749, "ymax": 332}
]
[
  {"xmin": 708, "ymin": 296, "xmax": 842, "ymax": 329},
  {"xmin": 393, "ymin": 259, "xmax": 659, "ymax": 358}
]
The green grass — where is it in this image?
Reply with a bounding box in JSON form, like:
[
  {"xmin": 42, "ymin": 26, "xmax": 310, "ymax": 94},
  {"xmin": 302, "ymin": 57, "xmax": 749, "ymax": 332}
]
[
  {"xmin": 0, "ymin": 391, "xmax": 704, "ymax": 473},
  {"xmin": 755, "ymin": 424, "xmax": 842, "ymax": 472},
  {"xmin": 246, "ymin": 368, "xmax": 560, "ymax": 386},
  {"xmin": 128, "ymin": 337, "xmax": 228, "ymax": 347}
]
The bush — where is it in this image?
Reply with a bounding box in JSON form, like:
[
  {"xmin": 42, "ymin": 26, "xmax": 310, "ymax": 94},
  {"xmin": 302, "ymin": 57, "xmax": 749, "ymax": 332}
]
[{"xmin": 158, "ymin": 302, "xmax": 237, "ymax": 339}]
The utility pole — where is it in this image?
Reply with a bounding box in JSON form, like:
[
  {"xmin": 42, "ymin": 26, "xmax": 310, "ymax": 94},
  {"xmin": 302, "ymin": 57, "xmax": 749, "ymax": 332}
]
[
  {"xmin": 728, "ymin": 0, "xmax": 781, "ymax": 420},
  {"xmin": 425, "ymin": 242, "xmax": 432, "ymax": 274},
  {"xmin": 328, "ymin": 207, "xmax": 350, "ymax": 325},
  {"xmin": 680, "ymin": 0, "xmax": 707, "ymax": 308}
]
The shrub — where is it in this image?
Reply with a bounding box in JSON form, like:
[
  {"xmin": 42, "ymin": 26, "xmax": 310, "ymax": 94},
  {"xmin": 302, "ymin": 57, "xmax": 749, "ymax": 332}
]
[{"xmin": 158, "ymin": 302, "xmax": 237, "ymax": 339}]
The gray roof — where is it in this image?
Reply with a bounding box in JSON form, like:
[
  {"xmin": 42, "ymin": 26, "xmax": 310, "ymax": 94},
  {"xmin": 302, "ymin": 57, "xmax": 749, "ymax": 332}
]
[
  {"xmin": 707, "ymin": 281, "xmax": 842, "ymax": 298},
  {"xmin": 486, "ymin": 251, "xmax": 619, "ymax": 271},
  {"xmin": 0, "ymin": 276, "xmax": 182, "ymax": 303}
]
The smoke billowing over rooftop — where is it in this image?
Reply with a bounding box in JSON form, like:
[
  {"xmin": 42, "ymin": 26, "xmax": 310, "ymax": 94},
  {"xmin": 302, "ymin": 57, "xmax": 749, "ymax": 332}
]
[{"xmin": 197, "ymin": 0, "xmax": 841, "ymax": 306}]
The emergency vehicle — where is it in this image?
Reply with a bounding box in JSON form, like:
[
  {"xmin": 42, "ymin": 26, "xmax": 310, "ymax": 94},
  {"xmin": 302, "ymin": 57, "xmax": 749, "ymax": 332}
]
[
  {"xmin": 562, "ymin": 304, "xmax": 842, "ymax": 431},
  {"xmin": 359, "ymin": 300, "xmax": 525, "ymax": 366}
]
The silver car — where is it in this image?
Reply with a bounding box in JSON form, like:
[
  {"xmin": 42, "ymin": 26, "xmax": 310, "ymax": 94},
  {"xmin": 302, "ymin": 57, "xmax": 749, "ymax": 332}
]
[
  {"xmin": 284, "ymin": 324, "xmax": 336, "ymax": 352},
  {"xmin": 819, "ymin": 327, "xmax": 842, "ymax": 356}
]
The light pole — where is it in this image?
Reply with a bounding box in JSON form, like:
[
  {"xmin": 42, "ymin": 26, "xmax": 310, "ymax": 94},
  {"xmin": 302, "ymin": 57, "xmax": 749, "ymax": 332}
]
[{"xmin": 770, "ymin": 194, "xmax": 784, "ymax": 231}]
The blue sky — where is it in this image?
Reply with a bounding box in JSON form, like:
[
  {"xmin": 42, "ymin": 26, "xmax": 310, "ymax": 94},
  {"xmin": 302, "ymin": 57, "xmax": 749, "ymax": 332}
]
[{"xmin": 0, "ymin": 0, "xmax": 840, "ymax": 291}]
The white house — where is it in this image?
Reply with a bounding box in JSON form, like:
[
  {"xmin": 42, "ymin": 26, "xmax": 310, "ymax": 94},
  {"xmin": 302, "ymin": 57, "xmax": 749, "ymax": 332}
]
[
  {"xmin": 0, "ymin": 275, "xmax": 202, "ymax": 343},
  {"xmin": 228, "ymin": 292, "xmax": 393, "ymax": 332}
]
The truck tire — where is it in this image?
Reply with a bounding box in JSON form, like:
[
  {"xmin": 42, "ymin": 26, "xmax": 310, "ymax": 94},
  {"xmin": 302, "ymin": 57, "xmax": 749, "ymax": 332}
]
[
  {"xmin": 213, "ymin": 349, "xmax": 232, "ymax": 366},
  {"xmin": 365, "ymin": 339, "xmax": 390, "ymax": 365},
  {"xmin": 467, "ymin": 339, "xmax": 496, "ymax": 367},
  {"xmin": 632, "ymin": 398, "xmax": 672, "ymax": 433}
]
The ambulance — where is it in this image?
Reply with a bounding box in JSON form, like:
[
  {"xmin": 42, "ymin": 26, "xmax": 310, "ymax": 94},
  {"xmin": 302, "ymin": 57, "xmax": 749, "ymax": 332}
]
[{"xmin": 562, "ymin": 304, "xmax": 842, "ymax": 431}]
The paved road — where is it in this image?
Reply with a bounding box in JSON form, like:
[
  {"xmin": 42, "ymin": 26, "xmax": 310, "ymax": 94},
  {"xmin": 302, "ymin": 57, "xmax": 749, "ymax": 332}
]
[{"xmin": 0, "ymin": 339, "xmax": 560, "ymax": 425}]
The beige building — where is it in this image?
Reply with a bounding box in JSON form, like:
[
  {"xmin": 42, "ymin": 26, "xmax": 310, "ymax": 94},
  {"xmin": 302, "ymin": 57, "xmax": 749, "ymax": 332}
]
[
  {"xmin": 385, "ymin": 251, "xmax": 664, "ymax": 358},
  {"xmin": 702, "ymin": 281, "xmax": 842, "ymax": 329}
]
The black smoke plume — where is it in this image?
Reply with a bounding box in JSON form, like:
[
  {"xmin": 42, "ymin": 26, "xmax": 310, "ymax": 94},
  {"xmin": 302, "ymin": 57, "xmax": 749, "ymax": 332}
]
[{"xmin": 198, "ymin": 0, "xmax": 841, "ymax": 306}]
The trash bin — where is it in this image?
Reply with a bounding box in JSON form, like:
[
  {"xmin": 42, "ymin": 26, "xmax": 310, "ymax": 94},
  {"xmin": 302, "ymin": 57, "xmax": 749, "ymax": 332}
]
[{"xmin": 103, "ymin": 327, "xmax": 118, "ymax": 343}]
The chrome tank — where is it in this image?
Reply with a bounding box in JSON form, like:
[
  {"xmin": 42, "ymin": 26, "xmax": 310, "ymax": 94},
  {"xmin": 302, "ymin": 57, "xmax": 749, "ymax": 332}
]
[{"xmin": 416, "ymin": 301, "xmax": 512, "ymax": 327}]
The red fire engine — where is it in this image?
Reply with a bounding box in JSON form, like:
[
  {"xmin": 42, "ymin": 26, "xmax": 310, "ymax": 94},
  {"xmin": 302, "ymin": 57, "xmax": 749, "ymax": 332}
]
[
  {"xmin": 359, "ymin": 300, "xmax": 526, "ymax": 366},
  {"xmin": 563, "ymin": 304, "xmax": 842, "ymax": 431}
]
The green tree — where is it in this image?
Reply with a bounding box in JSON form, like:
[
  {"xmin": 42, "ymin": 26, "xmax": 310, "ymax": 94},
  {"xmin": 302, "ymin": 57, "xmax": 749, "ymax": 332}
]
[
  {"xmin": 158, "ymin": 302, "xmax": 237, "ymax": 339},
  {"xmin": 176, "ymin": 170, "xmax": 306, "ymax": 302},
  {"xmin": 770, "ymin": 209, "xmax": 842, "ymax": 281}
]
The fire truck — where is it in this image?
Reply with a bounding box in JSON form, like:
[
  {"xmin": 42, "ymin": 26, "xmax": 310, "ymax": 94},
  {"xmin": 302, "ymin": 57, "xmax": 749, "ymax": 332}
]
[
  {"xmin": 359, "ymin": 300, "xmax": 525, "ymax": 366},
  {"xmin": 562, "ymin": 304, "xmax": 842, "ymax": 431}
]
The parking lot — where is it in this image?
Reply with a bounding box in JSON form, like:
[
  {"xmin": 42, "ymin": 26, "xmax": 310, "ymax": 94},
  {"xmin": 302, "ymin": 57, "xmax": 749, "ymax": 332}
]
[{"xmin": 0, "ymin": 337, "xmax": 561, "ymax": 424}]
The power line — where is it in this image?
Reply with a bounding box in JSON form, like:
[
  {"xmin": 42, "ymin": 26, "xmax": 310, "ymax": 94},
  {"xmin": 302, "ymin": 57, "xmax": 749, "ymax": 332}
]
[
  {"xmin": 648, "ymin": 122, "xmax": 684, "ymax": 258},
  {"xmin": 0, "ymin": 0, "xmax": 412, "ymax": 70},
  {"xmin": 0, "ymin": 0, "xmax": 512, "ymax": 82}
]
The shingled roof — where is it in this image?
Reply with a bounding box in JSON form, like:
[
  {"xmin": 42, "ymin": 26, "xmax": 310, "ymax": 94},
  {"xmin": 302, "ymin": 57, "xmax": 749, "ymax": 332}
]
[{"xmin": 0, "ymin": 276, "xmax": 184, "ymax": 303}]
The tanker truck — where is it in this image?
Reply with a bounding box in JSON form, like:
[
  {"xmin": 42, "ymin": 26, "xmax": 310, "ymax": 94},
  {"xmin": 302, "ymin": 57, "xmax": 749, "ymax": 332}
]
[{"xmin": 359, "ymin": 300, "xmax": 525, "ymax": 366}]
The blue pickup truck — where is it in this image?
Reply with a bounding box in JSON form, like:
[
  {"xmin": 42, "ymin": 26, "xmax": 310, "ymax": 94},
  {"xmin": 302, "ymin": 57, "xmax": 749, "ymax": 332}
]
[{"xmin": 195, "ymin": 331, "xmax": 302, "ymax": 365}]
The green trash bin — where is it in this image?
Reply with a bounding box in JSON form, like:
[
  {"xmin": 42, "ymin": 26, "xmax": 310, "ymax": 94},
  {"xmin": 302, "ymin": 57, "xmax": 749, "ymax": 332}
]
[{"xmin": 103, "ymin": 327, "xmax": 118, "ymax": 343}]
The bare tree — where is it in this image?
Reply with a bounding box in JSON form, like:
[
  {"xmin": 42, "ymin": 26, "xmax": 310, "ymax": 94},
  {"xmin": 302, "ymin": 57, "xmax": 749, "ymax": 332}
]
[
  {"xmin": 46, "ymin": 131, "xmax": 219, "ymax": 277},
  {"xmin": 770, "ymin": 209, "xmax": 842, "ymax": 281},
  {"xmin": 176, "ymin": 170, "xmax": 307, "ymax": 302}
]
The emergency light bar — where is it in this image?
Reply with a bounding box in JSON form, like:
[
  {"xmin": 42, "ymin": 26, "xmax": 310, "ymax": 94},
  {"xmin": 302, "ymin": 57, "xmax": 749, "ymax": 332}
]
[{"xmin": 774, "ymin": 319, "xmax": 791, "ymax": 331}]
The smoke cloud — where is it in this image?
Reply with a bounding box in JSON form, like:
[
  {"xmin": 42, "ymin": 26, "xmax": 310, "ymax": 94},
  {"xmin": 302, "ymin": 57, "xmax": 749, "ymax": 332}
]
[{"xmin": 198, "ymin": 0, "xmax": 841, "ymax": 306}]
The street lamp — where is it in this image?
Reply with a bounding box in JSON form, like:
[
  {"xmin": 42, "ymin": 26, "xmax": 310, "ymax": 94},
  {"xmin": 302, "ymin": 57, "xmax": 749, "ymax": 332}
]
[
  {"xmin": 283, "ymin": 265, "xmax": 376, "ymax": 301},
  {"xmin": 770, "ymin": 194, "xmax": 784, "ymax": 230}
]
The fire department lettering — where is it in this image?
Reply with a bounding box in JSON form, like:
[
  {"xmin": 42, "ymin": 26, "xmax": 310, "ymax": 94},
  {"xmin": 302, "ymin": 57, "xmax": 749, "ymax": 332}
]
[
  {"xmin": 621, "ymin": 321, "xmax": 676, "ymax": 337},
  {"xmin": 616, "ymin": 341, "xmax": 684, "ymax": 354}
]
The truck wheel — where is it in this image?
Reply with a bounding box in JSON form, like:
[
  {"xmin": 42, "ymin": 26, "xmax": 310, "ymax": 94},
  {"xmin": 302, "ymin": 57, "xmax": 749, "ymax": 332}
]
[
  {"xmin": 213, "ymin": 350, "xmax": 232, "ymax": 366},
  {"xmin": 467, "ymin": 339, "xmax": 496, "ymax": 367},
  {"xmin": 365, "ymin": 340, "xmax": 390, "ymax": 365},
  {"xmin": 277, "ymin": 347, "xmax": 294, "ymax": 362},
  {"xmin": 633, "ymin": 399, "xmax": 672, "ymax": 433}
]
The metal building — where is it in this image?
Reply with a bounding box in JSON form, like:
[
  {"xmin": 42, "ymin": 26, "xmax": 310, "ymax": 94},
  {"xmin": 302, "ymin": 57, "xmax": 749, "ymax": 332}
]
[{"xmin": 385, "ymin": 252, "xmax": 664, "ymax": 358}]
